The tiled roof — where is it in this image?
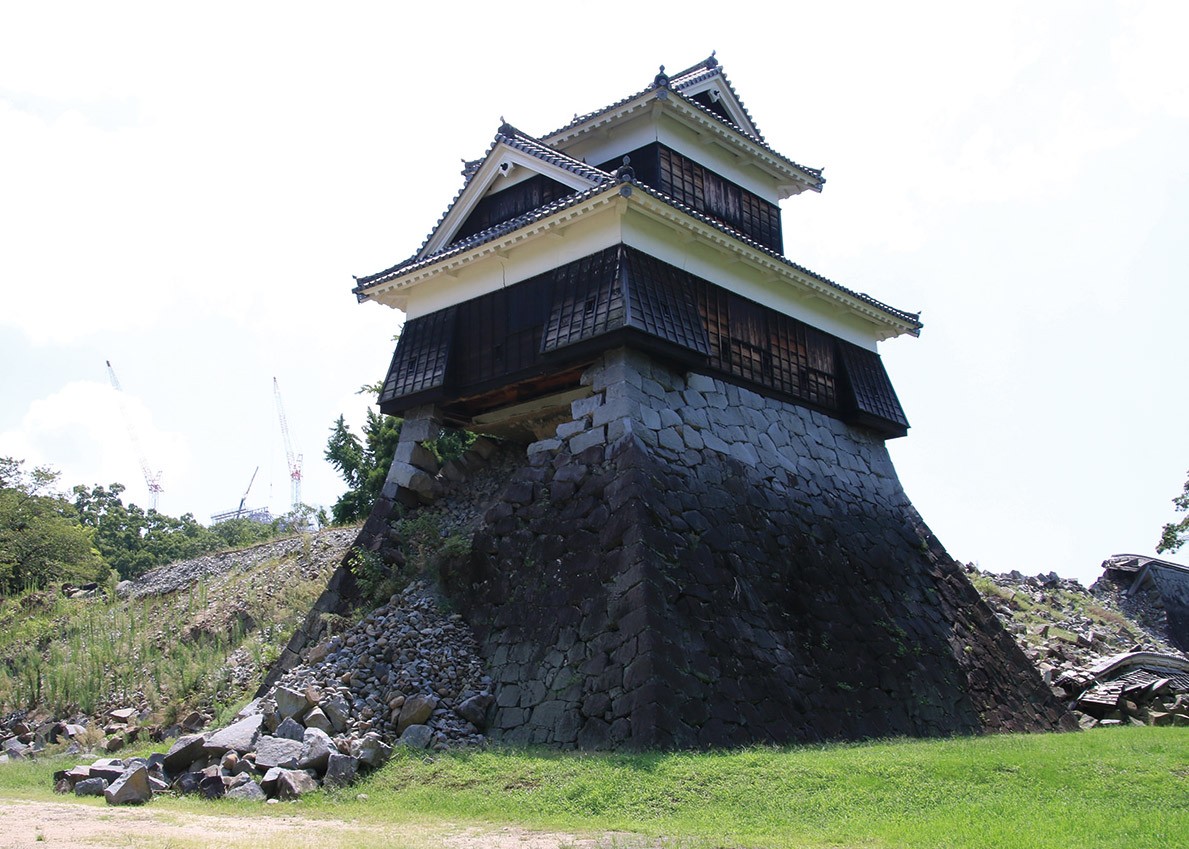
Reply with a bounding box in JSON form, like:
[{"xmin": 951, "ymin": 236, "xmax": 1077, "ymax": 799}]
[
  {"xmin": 368, "ymin": 124, "xmax": 613, "ymax": 282},
  {"xmin": 541, "ymin": 61, "xmax": 822, "ymax": 191},
  {"xmin": 625, "ymin": 180, "xmax": 916, "ymax": 330},
  {"xmin": 366, "ymin": 56, "xmax": 818, "ymax": 289},
  {"xmin": 354, "ymin": 176, "xmax": 920, "ymax": 334},
  {"xmin": 498, "ymin": 125, "xmax": 612, "ymax": 184},
  {"xmin": 353, "ymin": 182, "xmax": 613, "ymax": 292},
  {"xmin": 668, "ymin": 52, "xmax": 765, "ymax": 143}
]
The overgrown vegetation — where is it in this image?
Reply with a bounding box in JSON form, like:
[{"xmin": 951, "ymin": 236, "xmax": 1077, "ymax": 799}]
[
  {"xmin": 72, "ymin": 482, "xmax": 286, "ymax": 580},
  {"xmin": 1, "ymin": 455, "xmax": 300, "ymax": 593},
  {"xmin": 0, "ymin": 458, "xmax": 106, "ymax": 593},
  {"xmin": 324, "ymin": 384, "xmax": 475, "ymax": 525},
  {"xmin": 0, "ymin": 541, "xmax": 335, "ymax": 722},
  {"xmin": 967, "ymin": 572, "xmax": 1133, "ymax": 650},
  {"xmin": 351, "ymin": 510, "xmax": 472, "ymax": 607}
]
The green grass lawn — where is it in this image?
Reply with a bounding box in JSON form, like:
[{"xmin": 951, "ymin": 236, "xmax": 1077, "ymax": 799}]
[{"xmin": 2, "ymin": 727, "xmax": 1185, "ymax": 848}]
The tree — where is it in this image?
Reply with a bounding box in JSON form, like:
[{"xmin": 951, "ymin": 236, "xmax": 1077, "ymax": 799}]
[
  {"xmin": 325, "ymin": 409, "xmax": 402, "ymax": 524},
  {"xmin": 1157, "ymin": 470, "xmax": 1189, "ymax": 554},
  {"xmin": 74, "ymin": 483, "xmax": 271, "ymax": 579},
  {"xmin": 326, "ymin": 382, "xmax": 478, "ymax": 525},
  {"xmin": 209, "ymin": 516, "xmax": 279, "ymax": 549},
  {"xmin": 0, "ymin": 458, "xmax": 105, "ymax": 593}
]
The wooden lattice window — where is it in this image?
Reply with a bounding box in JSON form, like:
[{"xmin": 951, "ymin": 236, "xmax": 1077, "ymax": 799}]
[{"xmin": 656, "ymin": 147, "xmax": 783, "ymax": 253}]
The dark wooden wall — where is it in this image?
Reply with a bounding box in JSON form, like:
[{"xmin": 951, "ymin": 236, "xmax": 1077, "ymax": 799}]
[{"xmin": 379, "ymin": 246, "xmax": 908, "ymax": 437}]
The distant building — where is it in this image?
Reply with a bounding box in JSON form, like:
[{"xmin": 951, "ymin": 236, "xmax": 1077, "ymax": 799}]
[{"xmin": 210, "ymin": 507, "xmax": 272, "ymax": 525}]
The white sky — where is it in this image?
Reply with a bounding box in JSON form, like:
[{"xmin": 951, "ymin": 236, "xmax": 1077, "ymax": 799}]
[{"xmin": 1, "ymin": 1, "xmax": 1186, "ymax": 584}]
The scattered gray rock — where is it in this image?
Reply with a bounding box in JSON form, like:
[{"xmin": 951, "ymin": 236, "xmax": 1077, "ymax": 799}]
[
  {"xmin": 173, "ymin": 772, "xmax": 201, "ymax": 794},
  {"xmin": 74, "ymin": 777, "xmax": 108, "ymax": 796},
  {"xmin": 204, "ymin": 714, "xmax": 262, "ymax": 755},
  {"xmin": 273, "ymin": 686, "xmax": 309, "ymax": 721},
  {"xmin": 398, "ymin": 724, "xmax": 433, "ymax": 749},
  {"xmin": 126, "ymin": 529, "xmax": 358, "ymax": 599},
  {"xmin": 321, "ymin": 696, "xmax": 350, "ymax": 733},
  {"xmin": 353, "ymin": 732, "xmax": 392, "ymax": 769},
  {"xmin": 396, "ymin": 695, "xmax": 437, "ymax": 733},
  {"xmin": 274, "ymin": 717, "xmax": 305, "ymax": 741},
  {"xmin": 456, "ymin": 694, "xmax": 493, "ymax": 729},
  {"xmin": 298, "ymin": 727, "xmax": 335, "ymax": 774},
  {"xmin": 162, "ymin": 733, "xmax": 206, "ymax": 776},
  {"xmin": 226, "ymin": 779, "xmax": 267, "ymax": 801},
  {"xmin": 199, "ymin": 774, "xmax": 226, "ymax": 799},
  {"xmin": 254, "ymin": 735, "xmax": 303, "ymax": 771},
  {"xmin": 105, "ymin": 765, "xmax": 152, "ymax": 805},
  {"xmin": 303, "ymin": 706, "xmax": 332, "ymax": 733},
  {"xmin": 323, "ymin": 753, "xmax": 358, "ymax": 788},
  {"xmin": 276, "ymin": 769, "xmax": 319, "ymax": 800},
  {"xmin": 259, "ymin": 766, "xmax": 284, "ymax": 796},
  {"xmin": 260, "ymin": 765, "xmax": 285, "ymax": 799}
]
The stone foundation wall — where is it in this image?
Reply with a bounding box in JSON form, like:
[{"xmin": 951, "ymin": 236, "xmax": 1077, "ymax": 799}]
[{"xmin": 445, "ymin": 348, "xmax": 1071, "ymax": 748}]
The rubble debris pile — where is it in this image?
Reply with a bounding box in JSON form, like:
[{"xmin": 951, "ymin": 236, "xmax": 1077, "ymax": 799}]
[
  {"xmin": 971, "ymin": 564, "xmax": 1189, "ymax": 728},
  {"xmin": 38, "ymin": 581, "xmax": 494, "ymax": 804}
]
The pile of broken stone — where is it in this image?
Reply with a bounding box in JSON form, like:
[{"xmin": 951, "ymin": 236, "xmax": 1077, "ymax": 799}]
[
  {"xmin": 1, "ymin": 706, "xmax": 182, "ymax": 763},
  {"xmin": 49, "ymin": 580, "xmax": 495, "ymax": 804},
  {"xmin": 970, "ymin": 565, "xmax": 1189, "ymax": 728},
  {"xmin": 52, "ymin": 711, "xmax": 383, "ymax": 804}
]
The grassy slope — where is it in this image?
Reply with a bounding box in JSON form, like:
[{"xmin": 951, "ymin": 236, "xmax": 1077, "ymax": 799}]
[
  {"xmin": 3, "ymin": 543, "xmax": 1185, "ymax": 847},
  {"xmin": 0, "ymin": 536, "xmax": 336, "ymax": 725},
  {"xmin": 6, "ymin": 728, "xmax": 1181, "ymax": 849}
]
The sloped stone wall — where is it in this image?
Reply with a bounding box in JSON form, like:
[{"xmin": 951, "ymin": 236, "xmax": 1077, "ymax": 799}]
[{"xmin": 445, "ymin": 348, "xmax": 1071, "ymax": 748}]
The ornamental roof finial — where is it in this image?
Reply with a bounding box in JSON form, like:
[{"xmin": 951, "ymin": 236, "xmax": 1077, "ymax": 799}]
[
  {"xmin": 653, "ymin": 65, "xmax": 670, "ymax": 89},
  {"xmin": 706, "ymin": 51, "xmax": 718, "ymax": 68},
  {"xmin": 616, "ymin": 155, "xmax": 635, "ymax": 182}
]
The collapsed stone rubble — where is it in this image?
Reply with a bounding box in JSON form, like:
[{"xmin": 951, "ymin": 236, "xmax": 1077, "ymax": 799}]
[
  {"xmin": 969, "ymin": 563, "xmax": 1189, "ymax": 727},
  {"xmin": 41, "ymin": 580, "xmax": 494, "ymax": 804},
  {"xmin": 262, "ymin": 579, "xmax": 492, "ymax": 751}
]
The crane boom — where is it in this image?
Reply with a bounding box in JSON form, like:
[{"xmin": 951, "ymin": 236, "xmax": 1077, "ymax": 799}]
[
  {"xmin": 236, "ymin": 466, "xmax": 260, "ymax": 518},
  {"xmin": 105, "ymin": 359, "xmax": 164, "ymax": 510},
  {"xmin": 273, "ymin": 377, "xmax": 303, "ymax": 508}
]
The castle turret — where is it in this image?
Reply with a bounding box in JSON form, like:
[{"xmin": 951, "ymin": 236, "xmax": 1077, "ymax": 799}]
[
  {"xmin": 355, "ymin": 55, "xmax": 917, "ymax": 443},
  {"xmin": 351, "ymin": 57, "xmax": 1070, "ymax": 748}
]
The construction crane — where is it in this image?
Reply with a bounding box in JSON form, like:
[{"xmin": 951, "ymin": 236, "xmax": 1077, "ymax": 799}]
[
  {"xmin": 211, "ymin": 466, "xmax": 270, "ymax": 524},
  {"xmin": 273, "ymin": 377, "xmax": 303, "ymax": 509},
  {"xmin": 105, "ymin": 359, "xmax": 164, "ymax": 511},
  {"xmin": 235, "ymin": 466, "xmax": 259, "ymax": 518}
]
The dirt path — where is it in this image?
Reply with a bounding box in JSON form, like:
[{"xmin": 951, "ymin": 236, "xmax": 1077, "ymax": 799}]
[{"xmin": 0, "ymin": 798, "xmax": 654, "ymax": 849}]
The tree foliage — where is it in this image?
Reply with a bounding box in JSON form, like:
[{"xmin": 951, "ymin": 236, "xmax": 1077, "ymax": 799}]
[
  {"xmin": 1156, "ymin": 470, "xmax": 1189, "ymax": 554},
  {"xmin": 0, "ymin": 458, "xmax": 106, "ymax": 593},
  {"xmin": 325, "ymin": 410, "xmax": 402, "ymax": 524},
  {"xmin": 73, "ymin": 483, "xmax": 285, "ymax": 580},
  {"xmin": 325, "ymin": 384, "xmax": 477, "ymax": 525},
  {"xmin": 1, "ymin": 455, "xmax": 298, "ymax": 593}
]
